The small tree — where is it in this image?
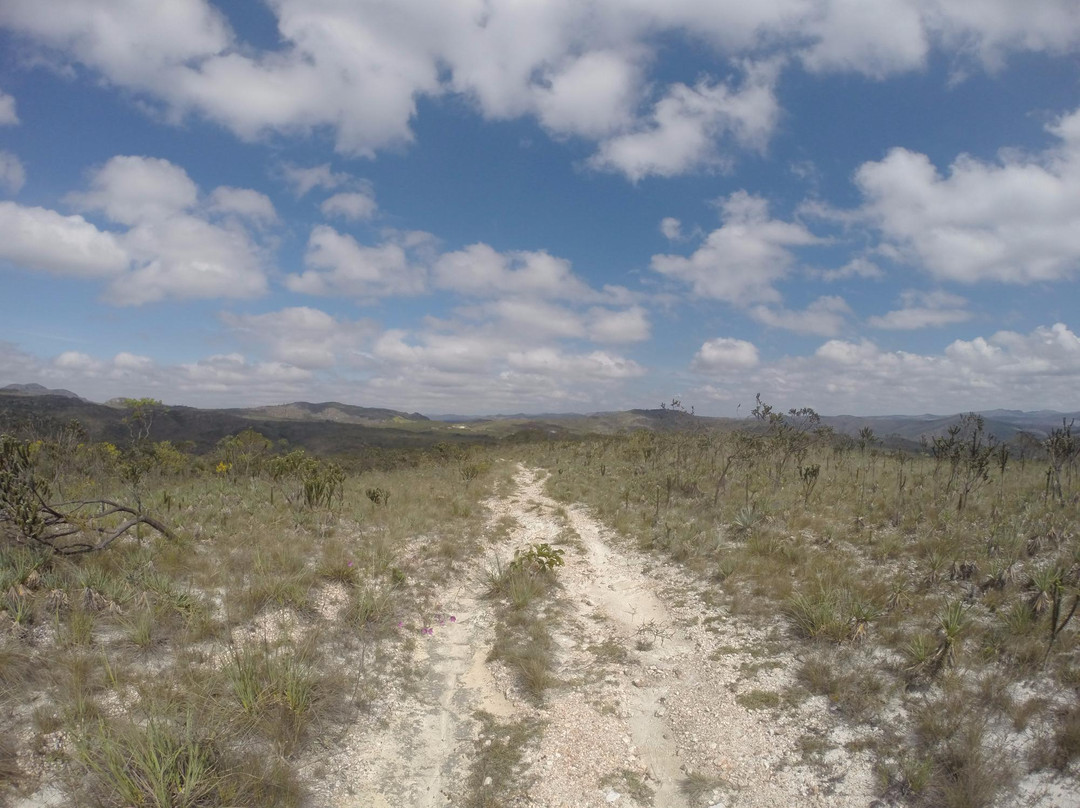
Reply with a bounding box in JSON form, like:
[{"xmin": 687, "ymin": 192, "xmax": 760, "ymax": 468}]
[
  {"xmin": 1, "ymin": 433, "xmax": 174, "ymax": 554},
  {"xmin": 1045, "ymin": 419, "xmax": 1078, "ymax": 505}
]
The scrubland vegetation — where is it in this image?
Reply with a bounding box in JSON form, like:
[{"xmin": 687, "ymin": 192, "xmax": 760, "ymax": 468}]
[
  {"xmin": 529, "ymin": 405, "xmax": 1080, "ymax": 807},
  {"xmin": 1, "ymin": 397, "xmax": 1077, "ymax": 807},
  {"xmin": 1, "ymin": 407, "xmax": 504, "ymax": 807}
]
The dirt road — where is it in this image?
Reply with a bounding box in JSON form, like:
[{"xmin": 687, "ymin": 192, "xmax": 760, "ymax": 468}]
[{"xmin": 307, "ymin": 465, "xmax": 878, "ymax": 807}]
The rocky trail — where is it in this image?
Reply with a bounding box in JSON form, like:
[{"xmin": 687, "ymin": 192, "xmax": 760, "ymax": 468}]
[{"xmin": 306, "ymin": 465, "xmax": 879, "ymax": 807}]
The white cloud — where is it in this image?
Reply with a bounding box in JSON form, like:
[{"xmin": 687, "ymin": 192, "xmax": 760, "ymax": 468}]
[
  {"xmin": 54, "ymin": 155, "xmax": 270, "ymax": 304},
  {"xmin": 816, "ymin": 256, "xmax": 885, "ymax": 282},
  {"xmin": 687, "ymin": 321, "xmax": 1080, "ymax": 415},
  {"xmin": 506, "ymin": 348, "xmax": 645, "ymax": 380},
  {"xmin": 814, "ymin": 338, "xmax": 882, "ymax": 365},
  {"xmin": 70, "ymin": 155, "xmax": 198, "ymax": 225},
  {"xmin": 588, "ymin": 61, "xmax": 781, "ymax": 181},
  {"xmin": 373, "ymin": 330, "xmax": 502, "ymax": 376},
  {"xmin": 321, "ymin": 191, "xmax": 377, "ymax": 221},
  {"xmin": 534, "ymin": 49, "xmax": 640, "ymax": 139},
  {"xmin": 651, "ymin": 191, "xmax": 821, "ymax": 304},
  {"xmin": 176, "ymin": 353, "xmax": 311, "ymax": 393},
  {"xmin": 280, "ymin": 163, "xmax": 351, "ymax": 197},
  {"xmin": 692, "ymin": 337, "xmax": 760, "ymax": 372},
  {"xmin": 113, "ymin": 216, "xmax": 268, "ymax": 304},
  {"xmin": 923, "ymin": 0, "xmax": 1080, "ymax": 72},
  {"xmin": 0, "ymin": 201, "xmax": 128, "ymax": 277},
  {"xmin": 0, "ymin": 156, "xmax": 278, "ymax": 305},
  {"xmin": 0, "ymin": 89, "xmax": 18, "ymax": 125},
  {"xmin": 943, "ymin": 322, "xmax": 1080, "ymax": 375},
  {"xmin": 660, "ymin": 217, "xmax": 683, "ymax": 240},
  {"xmin": 434, "ymin": 243, "xmax": 596, "ymax": 301},
  {"xmin": 207, "ymin": 186, "xmax": 277, "ymax": 224},
  {"xmin": 750, "ymin": 295, "xmax": 851, "ymax": 336},
  {"xmin": 222, "ymin": 306, "xmax": 374, "ymax": 370},
  {"xmin": 479, "ymin": 299, "xmax": 587, "ymax": 341},
  {"xmin": 806, "ymin": 323, "xmax": 1080, "ymax": 409},
  {"xmin": 3, "ymin": 0, "xmax": 1079, "ymax": 166},
  {"xmin": 0, "ymin": 151, "xmax": 26, "ymax": 194},
  {"xmin": 112, "ymin": 352, "xmax": 153, "ymax": 371},
  {"xmin": 286, "ymin": 226, "xmax": 430, "ymax": 300},
  {"xmin": 854, "ymin": 107, "xmax": 1080, "ymax": 283},
  {"xmin": 53, "ymin": 351, "xmax": 101, "ymax": 372},
  {"xmin": 587, "ymin": 306, "xmax": 651, "ymax": 344},
  {"xmin": 800, "ymin": 0, "xmax": 929, "ymax": 77},
  {"xmin": 868, "ymin": 289, "xmax": 971, "ymax": 330}
]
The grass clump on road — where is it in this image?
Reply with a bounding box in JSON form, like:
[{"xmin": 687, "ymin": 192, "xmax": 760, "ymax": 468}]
[{"xmin": 485, "ymin": 543, "xmax": 564, "ymax": 701}]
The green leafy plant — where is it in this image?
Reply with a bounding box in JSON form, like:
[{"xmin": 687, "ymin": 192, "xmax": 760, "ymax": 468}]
[{"xmin": 508, "ymin": 543, "xmax": 565, "ymax": 575}]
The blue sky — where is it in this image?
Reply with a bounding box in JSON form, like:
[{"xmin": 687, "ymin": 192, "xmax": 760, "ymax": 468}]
[{"xmin": 1, "ymin": 1, "xmax": 1079, "ymax": 416}]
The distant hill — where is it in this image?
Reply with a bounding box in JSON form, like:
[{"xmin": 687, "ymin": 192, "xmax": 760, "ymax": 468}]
[
  {"xmin": 821, "ymin": 410, "xmax": 1078, "ymax": 445},
  {"xmin": 0, "ymin": 383, "xmax": 83, "ymax": 400},
  {"xmin": 0, "ymin": 393, "xmax": 470, "ymax": 455},
  {"xmin": 233, "ymin": 401, "xmax": 430, "ymax": 425},
  {"xmin": 2, "ymin": 382, "xmax": 1072, "ymax": 455}
]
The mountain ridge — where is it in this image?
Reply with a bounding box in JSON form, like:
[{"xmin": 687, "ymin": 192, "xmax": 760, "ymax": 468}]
[{"xmin": 1, "ymin": 383, "xmax": 1074, "ymax": 451}]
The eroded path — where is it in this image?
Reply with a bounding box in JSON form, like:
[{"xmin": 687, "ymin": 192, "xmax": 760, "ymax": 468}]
[{"xmin": 306, "ymin": 465, "xmax": 879, "ymax": 807}]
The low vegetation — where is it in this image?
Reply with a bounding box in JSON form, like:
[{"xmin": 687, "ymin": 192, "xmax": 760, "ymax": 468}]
[
  {"xmin": 530, "ymin": 403, "xmax": 1079, "ymax": 807},
  {"xmin": 1, "ymin": 397, "xmax": 1077, "ymax": 807},
  {"xmin": 0, "ymin": 409, "xmax": 499, "ymax": 806}
]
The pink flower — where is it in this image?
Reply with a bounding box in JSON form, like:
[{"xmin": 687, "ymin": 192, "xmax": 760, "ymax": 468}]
[
  {"xmin": 449, "ymin": 615, "xmax": 457, "ymax": 623},
  {"xmin": 346, "ymin": 561, "xmax": 354, "ymax": 568}
]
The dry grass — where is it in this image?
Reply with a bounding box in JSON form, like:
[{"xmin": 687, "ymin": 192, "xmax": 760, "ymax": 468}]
[
  {"xmin": 531, "ymin": 425, "xmax": 1080, "ymax": 807},
  {"xmin": 0, "ymin": 435, "xmax": 501, "ymax": 805}
]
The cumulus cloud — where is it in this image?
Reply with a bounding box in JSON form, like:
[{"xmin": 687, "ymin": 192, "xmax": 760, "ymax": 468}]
[
  {"xmin": 477, "ymin": 299, "xmax": 587, "ymax": 341},
  {"xmin": 0, "ymin": 155, "xmax": 271, "ymax": 304},
  {"xmin": 286, "ymin": 226, "xmax": 431, "ymax": 300},
  {"xmin": 506, "ymin": 348, "xmax": 644, "ymax": 380},
  {"xmin": 800, "ymin": 0, "xmax": 929, "ymax": 77},
  {"xmin": 0, "ymin": 151, "xmax": 26, "ymax": 194},
  {"xmin": 3, "ymin": 0, "xmax": 1076, "ymax": 169},
  {"xmin": 651, "ymin": 191, "xmax": 822, "ymax": 304},
  {"xmin": 804, "ymin": 323, "xmax": 1080, "ymax": 408},
  {"xmin": 692, "ymin": 337, "xmax": 760, "ymax": 372},
  {"xmin": 588, "ymin": 61, "xmax": 781, "ymax": 181},
  {"xmin": 689, "ymin": 321, "xmax": 1080, "ymax": 415},
  {"xmin": 222, "ymin": 306, "xmax": 375, "ymax": 370},
  {"xmin": 207, "ymin": 186, "xmax": 277, "ymax": 224},
  {"xmin": 816, "ymin": 256, "xmax": 885, "ymax": 282},
  {"xmin": 113, "ymin": 215, "xmax": 268, "ymax": 304},
  {"xmin": 280, "ymin": 163, "xmax": 351, "ymax": 197},
  {"xmin": 70, "ymin": 155, "xmax": 198, "ymax": 225},
  {"xmin": 175, "ymin": 353, "xmax": 311, "ymax": 393},
  {"xmin": 587, "ymin": 306, "xmax": 651, "ymax": 344},
  {"xmin": 0, "ymin": 202, "xmax": 128, "ymax": 277},
  {"xmin": 660, "ymin": 217, "xmax": 683, "ymax": 240},
  {"xmin": 321, "ymin": 190, "xmax": 377, "ymax": 221},
  {"xmin": 434, "ymin": 243, "xmax": 596, "ymax": 301},
  {"xmin": 533, "ymin": 49, "xmax": 641, "ymax": 139},
  {"xmin": 867, "ymin": 289, "xmax": 971, "ymax": 330},
  {"xmin": 70, "ymin": 156, "xmax": 268, "ymax": 304},
  {"xmin": 854, "ymin": 107, "xmax": 1080, "ymax": 283},
  {"xmin": 750, "ymin": 295, "xmax": 851, "ymax": 336},
  {"xmin": 0, "ymin": 88, "xmax": 19, "ymax": 125},
  {"xmin": 2, "ymin": 342, "xmax": 311, "ymax": 407}
]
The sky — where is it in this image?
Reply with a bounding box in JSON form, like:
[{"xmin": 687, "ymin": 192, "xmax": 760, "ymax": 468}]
[{"xmin": 0, "ymin": 1, "xmax": 1079, "ymax": 417}]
